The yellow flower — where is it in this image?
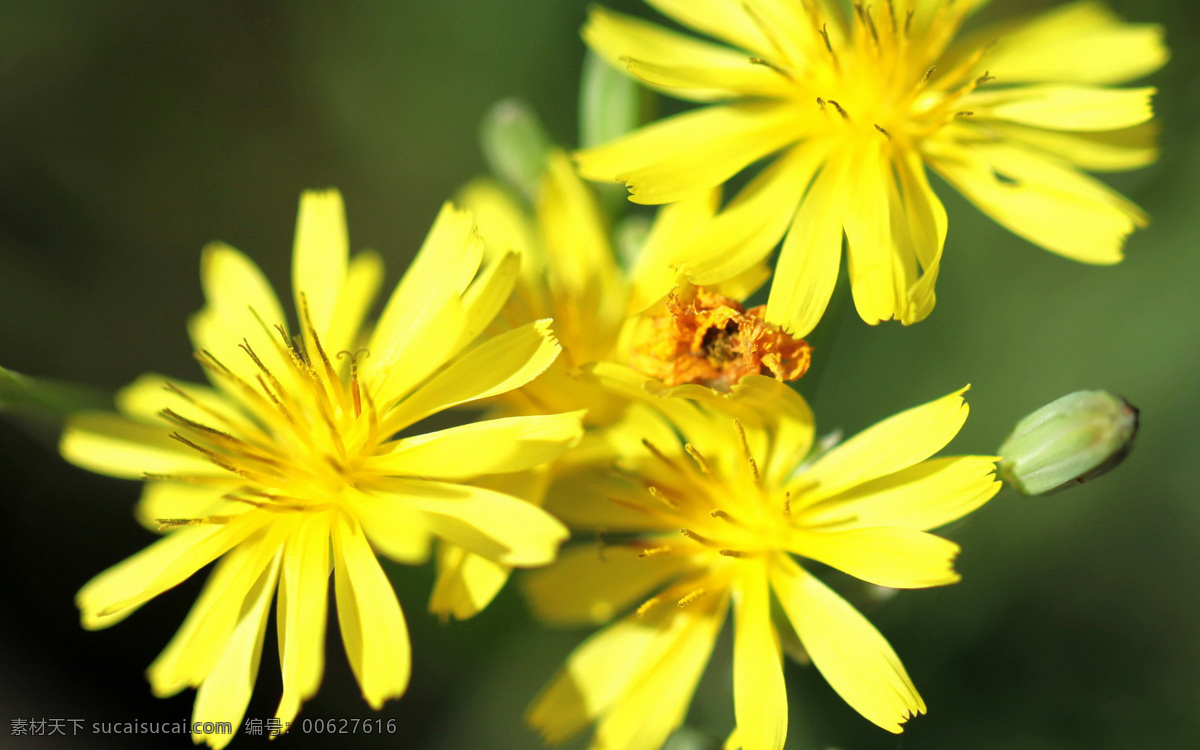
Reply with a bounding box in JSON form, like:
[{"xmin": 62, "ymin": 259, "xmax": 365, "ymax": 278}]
[
  {"xmin": 524, "ymin": 369, "xmax": 1000, "ymax": 749},
  {"xmin": 430, "ymin": 151, "xmax": 805, "ymax": 621},
  {"xmin": 60, "ymin": 191, "xmax": 582, "ymax": 748},
  {"xmin": 578, "ymin": 0, "xmax": 1166, "ymax": 335},
  {"xmin": 460, "ymin": 148, "xmax": 797, "ymax": 417},
  {"xmin": 458, "ymin": 150, "xmax": 634, "ymax": 427}
]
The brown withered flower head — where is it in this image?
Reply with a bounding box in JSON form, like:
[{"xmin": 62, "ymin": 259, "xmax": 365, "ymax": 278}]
[{"xmin": 630, "ymin": 290, "xmax": 811, "ymax": 390}]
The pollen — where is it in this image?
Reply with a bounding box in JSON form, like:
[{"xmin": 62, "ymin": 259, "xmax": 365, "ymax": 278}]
[{"xmin": 629, "ymin": 290, "xmax": 812, "ymax": 390}]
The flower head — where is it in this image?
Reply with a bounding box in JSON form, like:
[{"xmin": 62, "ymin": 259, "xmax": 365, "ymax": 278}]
[
  {"xmin": 61, "ymin": 191, "xmax": 581, "ymax": 747},
  {"xmin": 442, "ymin": 149, "xmax": 805, "ymax": 616},
  {"xmin": 578, "ymin": 0, "xmax": 1166, "ymax": 335},
  {"xmin": 627, "ymin": 289, "xmax": 811, "ymax": 389},
  {"xmin": 461, "ymin": 148, "xmax": 788, "ymax": 416},
  {"xmin": 524, "ymin": 370, "xmax": 999, "ymax": 748}
]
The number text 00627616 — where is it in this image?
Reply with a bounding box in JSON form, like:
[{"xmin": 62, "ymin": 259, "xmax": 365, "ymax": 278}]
[{"xmin": 298, "ymin": 718, "xmax": 398, "ymax": 734}]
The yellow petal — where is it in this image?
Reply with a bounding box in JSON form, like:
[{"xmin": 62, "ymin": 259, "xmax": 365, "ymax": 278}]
[
  {"xmin": 574, "ymin": 102, "xmax": 803, "ymax": 205},
  {"xmin": 61, "ymin": 412, "xmax": 222, "ymax": 480},
  {"xmin": 428, "ymin": 542, "xmax": 511, "ymax": 620},
  {"xmin": 908, "ymin": 0, "xmax": 986, "ymax": 41},
  {"xmin": 971, "ymin": 84, "xmax": 1156, "ymax": 132},
  {"xmin": 331, "ymin": 512, "xmax": 411, "ymax": 708},
  {"xmin": 974, "ymin": 138, "xmax": 1149, "ymax": 221},
  {"xmin": 630, "ymin": 187, "xmax": 720, "ymax": 311},
  {"xmin": 797, "ymin": 387, "xmax": 969, "ymax": 504},
  {"xmin": 324, "ymin": 249, "xmax": 384, "ymax": 360},
  {"xmin": 540, "ymin": 149, "xmax": 621, "ymax": 298},
  {"xmin": 843, "ymin": 145, "xmax": 900, "ymax": 325},
  {"xmin": 979, "ymin": 1, "xmax": 1167, "ymax": 85},
  {"xmin": 190, "ymin": 552, "xmax": 280, "ymax": 749},
  {"xmin": 370, "ymin": 293, "xmax": 469, "ymax": 410},
  {"xmin": 426, "ymin": 469, "xmax": 553, "ymax": 619},
  {"xmin": 135, "ymin": 482, "xmax": 232, "ymax": 532},
  {"xmin": 728, "ymin": 375, "xmax": 815, "ymax": 488},
  {"xmin": 740, "ymin": 0, "xmax": 827, "ymax": 67},
  {"xmin": 529, "ymin": 591, "xmax": 727, "ymax": 749},
  {"xmin": 770, "ymin": 555, "xmax": 924, "ymax": 733},
  {"xmin": 341, "ymin": 487, "xmax": 431, "ymax": 565},
  {"xmin": 592, "ymin": 592, "xmax": 729, "ymax": 750},
  {"xmin": 643, "ymin": 0, "xmax": 774, "ymax": 58},
  {"xmin": 893, "ymin": 149, "xmax": 948, "ymax": 325},
  {"xmin": 791, "ymin": 526, "xmax": 962, "ymax": 588},
  {"xmin": 798, "ymin": 456, "xmax": 1000, "ymax": 532},
  {"xmin": 928, "ymin": 137, "xmax": 1144, "ymax": 264},
  {"xmin": 522, "ymin": 541, "xmax": 692, "ymax": 626},
  {"xmin": 276, "ymin": 512, "xmax": 333, "ymax": 727},
  {"xmin": 115, "ymin": 373, "xmax": 262, "ymax": 439},
  {"xmin": 147, "ymin": 529, "xmax": 290, "ymax": 698},
  {"xmin": 585, "ymin": 7, "xmax": 792, "ymax": 102},
  {"xmin": 686, "ymin": 141, "xmax": 829, "ymax": 290},
  {"xmin": 725, "ymin": 727, "xmax": 743, "ymax": 750},
  {"xmin": 366, "ymin": 411, "xmax": 584, "ymax": 480},
  {"xmin": 457, "ymin": 177, "xmax": 537, "ymax": 259},
  {"xmin": 527, "ymin": 610, "xmax": 668, "ymax": 744},
  {"xmin": 381, "ymin": 319, "xmax": 561, "ymax": 433},
  {"xmin": 456, "ymin": 177, "xmax": 546, "ymax": 296},
  {"xmin": 543, "ymin": 464, "xmax": 676, "ymax": 533},
  {"xmin": 367, "ymin": 202, "xmax": 483, "ymax": 380},
  {"xmin": 401, "ymin": 479, "xmax": 568, "ymax": 567},
  {"xmin": 583, "ymin": 362, "xmax": 717, "ymax": 443},
  {"xmin": 765, "ymin": 153, "xmax": 846, "ymax": 337},
  {"xmin": 732, "ymin": 563, "xmax": 787, "ymax": 750},
  {"xmin": 292, "ymin": 189, "xmax": 348, "ymax": 344},
  {"xmin": 987, "ymin": 121, "xmax": 1159, "ymax": 172},
  {"xmin": 77, "ymin": 512, "xmax": 271, "ymax": 629},
  {"xmin": 622, "ymin": 57, "xmax": 789, "ymax": 103},
  {"xmin": 189, "ymin": 243, "xmax": 296, "ymax": 407},
  {"xmin": 452, "ymin": 250, "xmax": 520, "ymax": 352}
]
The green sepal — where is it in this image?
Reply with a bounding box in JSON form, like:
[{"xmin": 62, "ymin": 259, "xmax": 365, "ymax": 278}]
[{"xmin": 1, "ymin": 365, "xmax": 111, "ymax": 422}]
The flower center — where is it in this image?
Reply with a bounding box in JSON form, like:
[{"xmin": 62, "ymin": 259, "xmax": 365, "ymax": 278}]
[
  {"xmin": 623, "ymin": 422, "xmax": 794, "ymax": 557},
  {"xmin": 627, "ymin": 290, "xmax": 811, "ymax": 390},
  {"xmin": 155, "ymin": 297, "xmax": 383, "ymax": 525},
  {"xmin": 765, "ymin": 1, "xmax": 988, "ymax": 149}
]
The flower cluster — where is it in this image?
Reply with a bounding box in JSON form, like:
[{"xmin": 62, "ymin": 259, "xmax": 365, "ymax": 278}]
[{"xmin": 43, "ymin": 2, "xmax": 1163, "ymax": 749}]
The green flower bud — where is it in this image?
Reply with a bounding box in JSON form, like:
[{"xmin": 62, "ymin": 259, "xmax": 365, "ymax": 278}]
[
  {"xmin": 579, "ymin": 49, "xmax": 643, "ymax": 150},
  {"xmin": 998, "ymin": 390, "xmax": 1139, "ymax": 496},
  {"xmin": 479, "ymin": 98, "xmax": 552, "ymax": 201},
  {"xmin": 578, "ymin": 49, "xmax": 650, "ymax": 215}
]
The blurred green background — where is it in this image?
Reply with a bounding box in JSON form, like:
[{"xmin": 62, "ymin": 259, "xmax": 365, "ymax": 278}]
[{"xmin": 1, "ymin": 0, "xmax": 1197, "ymax": 748}]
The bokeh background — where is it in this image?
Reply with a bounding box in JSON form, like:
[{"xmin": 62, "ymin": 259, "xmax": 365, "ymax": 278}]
[{"xmin": 1, "ymin": 0, "xmax": 1197, "ymax": 748}]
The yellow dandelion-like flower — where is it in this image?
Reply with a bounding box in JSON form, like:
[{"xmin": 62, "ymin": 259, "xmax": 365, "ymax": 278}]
[
  {"xmin": 431, "ymin": 151, "xmax": 805, "ymax": 621},
  {"xmin": 458, "ymin": 150, "xmax": 634, "ymax": 426},
  {"xmin": 61, "ymin": 191, "xmax": 582, "ymax": 747},
  {"xmin": 578, "ymin": 0, "xmax": 1167, "ymax": 335},
  {"xmin": 461, "ymin": 148, "xmax": 801, "ymax": 414},
  {"xmin": 524, "ymin": 368, "xmax": 1000, "ymax": 749}
]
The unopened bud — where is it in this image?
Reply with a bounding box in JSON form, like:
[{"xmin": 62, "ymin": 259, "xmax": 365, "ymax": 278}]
[
  {"xmin": 578, "ymin": 49, "xmax": 643, "ymax": 150},
  {"xmin": 479, "ymin": 98, "xmax": 552, "ymax": 201},
  {"xmin": 998, "ymin": 390, "xmax": 1139, "ymax": 496}
]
